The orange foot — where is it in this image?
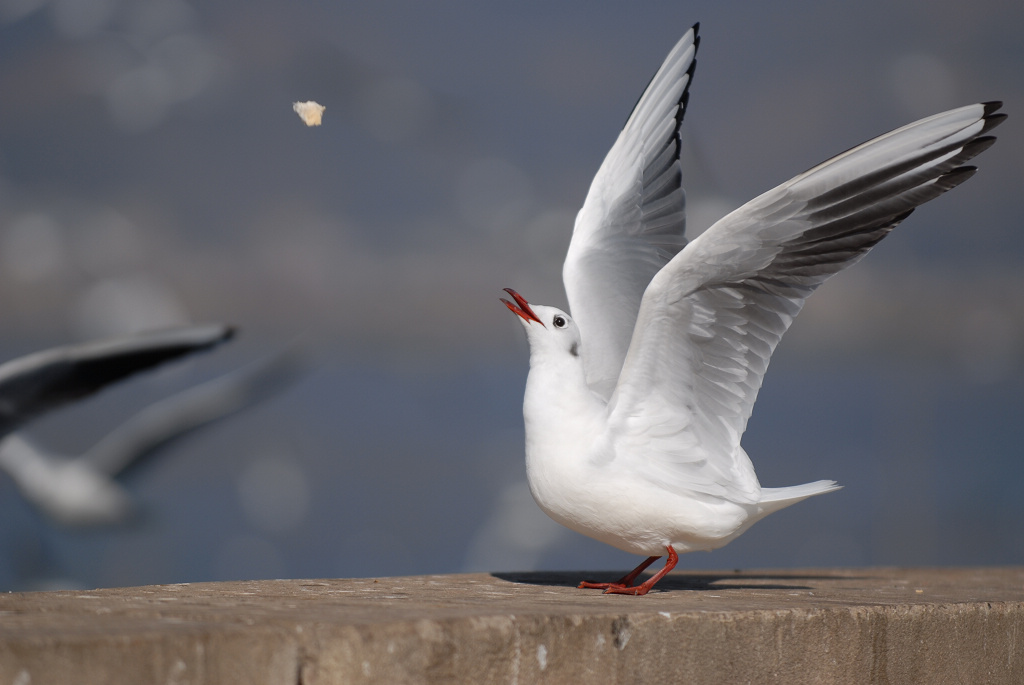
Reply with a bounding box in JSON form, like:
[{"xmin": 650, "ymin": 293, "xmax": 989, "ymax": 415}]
[
  {"xmin": 577, "ymin": 555, "xmax": 658, "ymax": 591},
  {"xmin": 578, "ymin": 546, "xmax": 678, "ymax": 596}
]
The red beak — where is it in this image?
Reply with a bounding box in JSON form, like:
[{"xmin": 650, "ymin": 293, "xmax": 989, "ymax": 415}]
[{"xmin": 501, "ymin": 288, "xmax": 544, "ymax": 326}]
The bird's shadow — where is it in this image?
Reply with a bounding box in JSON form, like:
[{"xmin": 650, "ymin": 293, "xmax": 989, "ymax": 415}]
[{"xmin": 492, "ymin": 570, "xmax": 873, "ymax": 592}]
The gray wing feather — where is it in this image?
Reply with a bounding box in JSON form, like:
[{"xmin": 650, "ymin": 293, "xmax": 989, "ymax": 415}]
[
  {"xmin": 609, "ymin": 102, "xmax": 1005, "ymax": 503},
  {"xmin": 564, "ymin": 25, "xmax": 699, "ymax": 399}
]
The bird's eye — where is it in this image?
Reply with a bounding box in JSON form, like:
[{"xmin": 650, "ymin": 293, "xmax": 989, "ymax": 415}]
[{"xmin": 553, "ymin": 316, "xmax": 567, "ymax": 328}]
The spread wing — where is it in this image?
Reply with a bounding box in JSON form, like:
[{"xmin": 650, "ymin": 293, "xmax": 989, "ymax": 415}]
[
  {"xmin": 563, "ymin": 24, "xmax": 699, "ymax": 400},
  {"xmin": 81, "ymin": 351, "xmax": 301, "ymax": 478},
  {"xmin": 607, "ymin": 102, "xmax": 1005, "ymax": 503},
  {"xmin": 0, "ymin": 325, "xmax": 235, "ymax": 438}
]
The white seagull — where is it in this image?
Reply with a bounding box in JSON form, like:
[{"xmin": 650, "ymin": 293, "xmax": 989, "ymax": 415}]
[{"xmin": 501, "ymin": 23, "xmax": 1004, "ymax": 595}]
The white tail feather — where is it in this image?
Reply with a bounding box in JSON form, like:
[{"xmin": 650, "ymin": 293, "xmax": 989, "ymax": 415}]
[{"xmin": 757, "ymin": 480, "xmax": 841, "ymax": 516}]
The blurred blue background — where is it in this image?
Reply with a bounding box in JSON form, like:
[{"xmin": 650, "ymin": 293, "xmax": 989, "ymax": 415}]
[{"xmin": 0, "ymin": 0, "xmax": 1021, "ymax": 590}]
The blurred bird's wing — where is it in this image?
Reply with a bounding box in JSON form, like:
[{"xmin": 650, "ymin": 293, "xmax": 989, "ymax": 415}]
[
  {"xmin": 81, "ymin": 351, "xmax": 303, "ymax": 478},
  {"xmin": 0, "ymin": 325, "xmax": 234, "ymax": 438},
  {"xmin": 563, "ymin": 25, "xmax": 699, "ymax": 400},
  {"xmin": 608, "ymin": 102, "xmax": 1005, "ymax": 502}
]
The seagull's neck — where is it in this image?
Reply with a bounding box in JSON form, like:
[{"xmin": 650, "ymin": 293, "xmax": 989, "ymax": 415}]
[
  {"xmin": 522, "ymin": 350, "xmax": 606, "ymax": 450},
  {"xmin": 520, "ymin": 347, "xmax": 608, "ymax": 529}
]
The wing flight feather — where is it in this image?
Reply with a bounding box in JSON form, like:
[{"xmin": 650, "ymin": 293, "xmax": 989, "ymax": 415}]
[
  {"xmin": 564, "ymin": 24, "xmax": 700, "ymax": 400},
  {"xmin": 608, "ymin": 102, "xmax": 1005, "ymax": 502}
]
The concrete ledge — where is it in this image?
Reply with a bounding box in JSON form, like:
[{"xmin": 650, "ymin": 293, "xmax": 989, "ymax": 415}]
[{"xmin": 0, "ymin": 567, "xmax": 1021, "ymax": 684}]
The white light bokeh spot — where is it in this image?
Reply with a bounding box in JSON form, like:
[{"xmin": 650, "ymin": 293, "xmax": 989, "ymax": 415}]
[
  {"xmin": 463, "ymin": 480, "xmax": 567, "ymax": 572},
  {"xmin": 123, "ymin": 0, "xmax": 196, "ymax": 44},
  {"xmin": 151, "ymin": 32, "xmax": 227, "ymax": 102},
  {"xmin": 73, "ymin": 275, "xmax": 189, "ymax": 338},
  {"xmin": 359, "ymin": 78, "xmax": 434, "ymax": 143},
  {"xmin": 1, "ymin": 213, "xmax": 68, "ymax": 283},
  {"xmin": 74, "ymin": 209, "xmax": 146, "ymax": 276},
  {"xmin": 456, "ymin": 158, "xmax": 535, "ymax": 234},
  {"xmin": 888, "ymin": 53, "xmax": 958, "ymax": 115},
  {"xmin": 237, "ymin": 454, "xmax": 310, "ymax": 533},
  {"xmin": 106, "ymin": 64, "xmax": 175, "ymax": 132},
  {"xmin": 50, "ymin": 0, "xmax": 118, "ymax": 38}
]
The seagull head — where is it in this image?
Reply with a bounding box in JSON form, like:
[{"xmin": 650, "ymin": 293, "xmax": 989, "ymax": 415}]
[{"xmin": 501, "ymin": 288, "xmax": 582, "ymax": 360}]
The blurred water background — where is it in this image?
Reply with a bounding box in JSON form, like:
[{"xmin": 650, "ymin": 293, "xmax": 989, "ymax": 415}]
[{"xmin": 0, "ymin": 0, "xmax": 1021, "ymax": 590}]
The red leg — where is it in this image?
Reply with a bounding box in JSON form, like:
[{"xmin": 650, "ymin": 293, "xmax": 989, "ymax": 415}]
[
  {"xmin": 578, "ymin": 555, "xmax": 660, "ymax": 591},
  {"xmin": 603, "ymin": 546, "xmax": 678, "ymax": 596}
]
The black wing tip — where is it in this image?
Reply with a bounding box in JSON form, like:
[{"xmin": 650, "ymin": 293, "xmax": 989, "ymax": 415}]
[
  {"xmin": 691, "ymin": 21, "xmax": 700, "ymax": 35},
  {"xmin": 981, "ymin": 112, "xmax": 1007, "ymax": 136},
  {"xmin": 941, "ymin": 164, "xmax": 979, "ymax": 186},
  {"xmin": 680, "ymin": 26, "xmax": 700, "ymax": 115},
  {"xmin": 622, "ymin": 24, "xmax": 701, "ymax": 130},
  {"xmin": 677, "ymin": 70, "xmax": 696, "ymax": 126},
  {"xmin": 981, "ymin": 100, "xmax": 1003, "ymax": 115},
  {"xmin": 962, "ymin": 135, "xmax": 998, "ymax": 158},
  {"xmin": 892, "ymin": 208, "xmax": 915, "ymax": 224}
]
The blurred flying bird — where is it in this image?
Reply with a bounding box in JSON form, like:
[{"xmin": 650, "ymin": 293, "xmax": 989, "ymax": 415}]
[
  {"xmin": 0, "ymin": 327, "xmax": 303, "ymax": 526},
  {"xmin": 502, "ymin": 23, "xmax": 1005, "ymax": 595}
]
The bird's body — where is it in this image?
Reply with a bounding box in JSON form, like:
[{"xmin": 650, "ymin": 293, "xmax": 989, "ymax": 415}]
[
  {"xmin": 513, "ymin": 299, "xmax": 836, "ymax": 560},
  {"xmin": 502, "ymin": 23, "xmax": 1005, "ymax": 594}
]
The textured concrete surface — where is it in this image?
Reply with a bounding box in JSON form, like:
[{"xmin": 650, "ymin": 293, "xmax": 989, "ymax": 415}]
[{"xmin": 0, "ymin": 567, "xmax": 1021, "ymax": 684}]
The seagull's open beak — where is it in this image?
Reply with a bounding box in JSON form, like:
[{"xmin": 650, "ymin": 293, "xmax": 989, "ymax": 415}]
[{"xmin": 501, "ymin": 288, "xmax": 544, "ymax": 326}]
